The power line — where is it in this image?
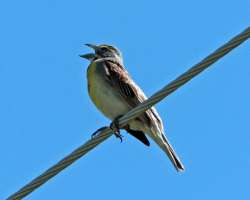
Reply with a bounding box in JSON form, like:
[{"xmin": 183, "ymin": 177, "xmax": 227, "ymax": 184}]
[{"xmin": 7, "ymin": 27, "xmax": 250, "ymax": 200}]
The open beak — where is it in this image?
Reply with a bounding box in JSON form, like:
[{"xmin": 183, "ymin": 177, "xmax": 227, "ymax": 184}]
[{"xmin": 79, "ymin": 44, "xmax": 98, "ymax": 61}]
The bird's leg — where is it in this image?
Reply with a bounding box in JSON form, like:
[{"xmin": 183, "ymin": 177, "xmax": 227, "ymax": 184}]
[
  {"xmin": 91, "ymin": 126, "xmax": 108, "ymax": 138},
  {"xmin": 110, "ymin": 115, "xmax": 123, "ymax": 142}
]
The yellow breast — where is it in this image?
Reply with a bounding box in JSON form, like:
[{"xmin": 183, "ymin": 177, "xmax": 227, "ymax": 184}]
[
  {"xmin": 87, "ymin": 62, "xmax": 100, "ymax": 107},
  {"xmin": 87, "ymin": 62, "xmax": 130, "ymax": 120}
]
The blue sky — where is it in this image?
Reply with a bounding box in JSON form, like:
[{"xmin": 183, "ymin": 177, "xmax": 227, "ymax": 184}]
[{"xmin": 1, "ymin": 0, "xmax": 250, "ymax": 199}]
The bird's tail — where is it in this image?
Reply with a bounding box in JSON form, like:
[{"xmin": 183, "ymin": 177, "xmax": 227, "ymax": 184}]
[{"xmin": 156, "ymin": 132, "xmax": 185, "ymax": 172}]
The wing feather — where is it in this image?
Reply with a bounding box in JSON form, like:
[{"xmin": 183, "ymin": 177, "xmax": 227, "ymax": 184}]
[{"xmin": 103, "ymin": 60, "xmax": 162, "ymax": 129}]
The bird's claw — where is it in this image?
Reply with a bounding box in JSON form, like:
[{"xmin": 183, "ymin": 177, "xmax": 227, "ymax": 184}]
[
  {"xmin": 91, "ymin": 126, "xmax": 108, "ymax": 139},
  {"xmin": 115, "ymin": 131, "xmax": 123, "ymax": 142},
  {"xmin": 110, "ymin": 116, "xmax": 123, "ymax": 142}
]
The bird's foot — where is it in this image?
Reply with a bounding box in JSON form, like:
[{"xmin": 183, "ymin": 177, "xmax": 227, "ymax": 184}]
[
  {"xmin": 110, "ymin": 116, "xmax": 123, "ymax": 142},
  {"xmin": 91, "ymin": 126, "xmax": 108, "ymax": 138}
]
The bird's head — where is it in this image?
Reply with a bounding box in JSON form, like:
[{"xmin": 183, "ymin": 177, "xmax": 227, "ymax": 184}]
[{"xmin": 80, "ymin": 44, "xmax": 123, "ymax": 63}]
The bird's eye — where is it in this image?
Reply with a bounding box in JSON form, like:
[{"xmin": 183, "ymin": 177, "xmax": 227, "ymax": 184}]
[{"xmin": 100, "ymin": 47, "xmax": 107, "ymax": 51}]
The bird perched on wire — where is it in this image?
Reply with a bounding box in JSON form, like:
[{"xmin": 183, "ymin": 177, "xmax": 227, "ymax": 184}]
[{"xmin": 80, "ymin": 44, "xmax": 184, "ymax": 172}]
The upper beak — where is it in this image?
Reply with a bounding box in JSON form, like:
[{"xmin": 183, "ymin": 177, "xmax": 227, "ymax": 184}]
[{"xmin": 85, "ymin": 43, "xmax": 99, "ymax": 51}]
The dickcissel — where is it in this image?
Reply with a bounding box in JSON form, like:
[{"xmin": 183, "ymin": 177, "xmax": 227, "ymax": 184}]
[{"xmin": 80, "ymin": 44, "xmax": 184, "ymax": 172}]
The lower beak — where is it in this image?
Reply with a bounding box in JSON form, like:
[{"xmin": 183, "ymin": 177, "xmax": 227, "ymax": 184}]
[{"xmin": 79, "ymin": 53, "xmax": 96, "ymax": 61}]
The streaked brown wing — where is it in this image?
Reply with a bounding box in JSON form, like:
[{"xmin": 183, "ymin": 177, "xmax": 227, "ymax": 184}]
[
  {"xmin": 104, "ymin": 60, "xmax": 146, "ymax": 107},
  {"xmin": 103, "ymin": 60, "xmax": 162, "ymax": 129}
]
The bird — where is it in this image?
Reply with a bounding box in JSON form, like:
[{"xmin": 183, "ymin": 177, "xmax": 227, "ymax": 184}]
[{"xmin": 80, "ymin": 44, "xmax": 184, "ymax": 172}]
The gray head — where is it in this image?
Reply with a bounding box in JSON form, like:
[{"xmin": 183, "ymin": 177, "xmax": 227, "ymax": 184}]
[{"xmin": 80, "ymin": 44, "xmax": 123, "ymax": 63}]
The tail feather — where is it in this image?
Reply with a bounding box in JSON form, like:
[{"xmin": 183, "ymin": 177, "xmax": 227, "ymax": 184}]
[{"xmin": 159, "ymin": 133, "xmax": 185, "ymax": 172}]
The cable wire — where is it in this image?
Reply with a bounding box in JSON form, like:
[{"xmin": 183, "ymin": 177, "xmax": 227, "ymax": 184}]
[{"xmin": 7, "ymin": 27, "xmax": 250, "ymax": 200}]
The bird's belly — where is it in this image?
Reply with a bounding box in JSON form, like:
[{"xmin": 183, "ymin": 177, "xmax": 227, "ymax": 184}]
[{"xmin": 88, "ymin": 75, "xmax": 130, "ymax": 120}]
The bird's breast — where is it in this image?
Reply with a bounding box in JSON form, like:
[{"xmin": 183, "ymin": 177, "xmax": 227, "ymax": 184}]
[{"xmin": 87, "ymin": 62, "xmax": 130, "ymax": 120}]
